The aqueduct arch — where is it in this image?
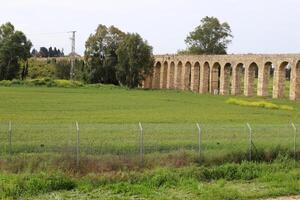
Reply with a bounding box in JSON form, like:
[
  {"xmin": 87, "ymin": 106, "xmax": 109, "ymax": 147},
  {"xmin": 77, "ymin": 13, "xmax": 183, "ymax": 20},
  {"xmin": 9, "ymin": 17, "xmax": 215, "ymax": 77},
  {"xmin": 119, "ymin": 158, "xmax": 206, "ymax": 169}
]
[
  {"xmin": 183, "ymin": 62, "xmax": 192, "ymax": 90},
  {"xmin": 143, "ymin": 54, "xmax": 300, "ymax": 101},
  {"xmin": 210, "ymin": 62, "xmax": 221, "ymax": 94},
  {"xmin": 191, "ymin": 62, "xmax": 200, "ymax": 92},
  {"xmin": 168, "ymin": 62, "xmax": 175, "ymax": 89}
]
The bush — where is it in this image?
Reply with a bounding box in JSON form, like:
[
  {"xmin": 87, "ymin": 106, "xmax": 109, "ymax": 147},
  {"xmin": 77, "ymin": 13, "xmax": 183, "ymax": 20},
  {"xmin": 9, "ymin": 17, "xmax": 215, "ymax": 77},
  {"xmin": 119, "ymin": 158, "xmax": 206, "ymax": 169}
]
[
  {"xmin": 0, "ymin": 78, "xmax": 84, "ymax": 88},
  {"xmin": 226, "ymin": 98, "xmax": 294, "ymax": 111}
]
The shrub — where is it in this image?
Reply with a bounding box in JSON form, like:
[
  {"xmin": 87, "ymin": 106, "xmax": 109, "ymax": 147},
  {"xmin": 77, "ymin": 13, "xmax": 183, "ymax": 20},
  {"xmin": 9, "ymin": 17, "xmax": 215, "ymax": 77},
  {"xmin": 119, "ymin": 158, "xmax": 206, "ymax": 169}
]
[
  {"xmin": 0, "ymin": 78, "xmax": 84, "ymax": 88},
  {"xmin": 0, "ymin": 80, "xmax": 12, "ymax": 86},
  {"xmin": 226, "ymin": 98, "xmax": 294, "ymax": 111}
]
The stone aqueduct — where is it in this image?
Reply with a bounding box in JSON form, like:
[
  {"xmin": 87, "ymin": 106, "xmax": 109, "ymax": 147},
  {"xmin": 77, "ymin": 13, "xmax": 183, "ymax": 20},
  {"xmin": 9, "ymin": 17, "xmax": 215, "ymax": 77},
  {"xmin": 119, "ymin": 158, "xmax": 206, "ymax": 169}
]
[{"xmin": 142, "ymin": 54, "xmax": 300, "ymax": 101}]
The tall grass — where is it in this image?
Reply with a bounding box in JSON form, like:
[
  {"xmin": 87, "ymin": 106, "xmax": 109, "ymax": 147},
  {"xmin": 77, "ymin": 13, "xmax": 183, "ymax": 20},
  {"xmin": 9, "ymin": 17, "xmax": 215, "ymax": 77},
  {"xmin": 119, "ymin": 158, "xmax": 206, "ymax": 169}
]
[{"xmin": 1, "ymin": 157, "xmax": 299, "ymax": 200}]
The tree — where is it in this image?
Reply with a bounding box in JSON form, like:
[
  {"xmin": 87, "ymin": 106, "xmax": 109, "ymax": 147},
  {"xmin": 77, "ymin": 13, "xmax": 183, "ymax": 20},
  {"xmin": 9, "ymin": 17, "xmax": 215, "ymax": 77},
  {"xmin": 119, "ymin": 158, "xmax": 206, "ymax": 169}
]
[
  {"xmin": 116, "ymin": 33, "xmax": 154, "ymax": 88},
  {"xmin": 31, "ymin": 48, "xmax": 39, "ymax": 57},
  {"xmin": 48, "ymin": 47, "xmax": 54, "ymax": 57},
  {"xmin": 39, "ymin": 47, "xmax": 48, "ymax": 57},
  {"xmin": 0, "ymin": 22, "xmax": 32, "ymax": 80},
  {"xmin": 183, "ymin": 16, "xmax": 233, "ymax": 55},
  {"xmin": 84, "ymin": 25, "xmax": 126, "ymax": 84}
]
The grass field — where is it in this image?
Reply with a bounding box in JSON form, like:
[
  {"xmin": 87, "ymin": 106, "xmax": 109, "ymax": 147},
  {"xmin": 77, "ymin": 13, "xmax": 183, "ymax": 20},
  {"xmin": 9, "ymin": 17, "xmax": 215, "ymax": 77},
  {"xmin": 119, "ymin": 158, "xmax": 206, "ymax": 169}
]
[
  {"xmin": 0, "ymin": 85, "xmax": 298, "ymax": 124},
  {"xmin": 0, "ymin": 85, "xmax": 300, "ymax": 199}
]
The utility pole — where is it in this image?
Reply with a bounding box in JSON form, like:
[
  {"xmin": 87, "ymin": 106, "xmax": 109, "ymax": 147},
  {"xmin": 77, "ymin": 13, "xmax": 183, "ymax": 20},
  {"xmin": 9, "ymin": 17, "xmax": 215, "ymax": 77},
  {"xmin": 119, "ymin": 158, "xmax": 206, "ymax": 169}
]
[{"xmin": 69, "ymin": 31, "xmax": 76, "ymax": 80}]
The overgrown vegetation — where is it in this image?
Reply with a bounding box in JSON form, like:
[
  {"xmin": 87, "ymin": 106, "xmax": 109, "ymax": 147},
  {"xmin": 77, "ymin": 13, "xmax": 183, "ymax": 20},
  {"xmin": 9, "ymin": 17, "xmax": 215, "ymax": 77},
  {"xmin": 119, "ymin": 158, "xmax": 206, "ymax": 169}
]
[
  {"xmin": 226, "ymin": 98, "xmax": 294, "ymax": 111},
  {"xmin": 1, "ymin": 157, "xmax": 300, "ymax": 199},
  {"xmin": 0, "ymin": 78, "xmax": 84, "ymax": 88}
]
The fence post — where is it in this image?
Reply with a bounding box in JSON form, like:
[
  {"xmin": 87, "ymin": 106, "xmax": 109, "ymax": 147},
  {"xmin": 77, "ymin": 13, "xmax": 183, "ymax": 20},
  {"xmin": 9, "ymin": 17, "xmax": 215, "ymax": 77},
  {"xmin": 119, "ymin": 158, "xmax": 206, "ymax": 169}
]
[
  {"xmin": 8, "ymin": 121, "xmax": 12, "ymax": 156},
  {"xmin": 291, "ymin": 123, "xmax": 297, "ymax": 161},
  {"xmin": 75, "ymin": 121, "xmax": 80, "ymax": 169},
  {"xmin": 196, "ymin": 123, "xmax": 201, "ymax": 159},
  {"xmin": 138, "ymin": 122, "xmax": 144, "ymax": 165},
  {"xmin": 246, "ymin": 123, "xmax": 252, "ymax": 161}
]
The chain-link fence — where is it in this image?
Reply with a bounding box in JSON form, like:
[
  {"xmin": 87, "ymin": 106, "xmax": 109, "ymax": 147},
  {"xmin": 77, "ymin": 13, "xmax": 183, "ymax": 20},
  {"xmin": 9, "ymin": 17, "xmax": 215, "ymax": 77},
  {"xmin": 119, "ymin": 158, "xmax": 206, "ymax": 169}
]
[{"xmin": 0, "ymin": 122, "xmax": 299, "ymax": 167}]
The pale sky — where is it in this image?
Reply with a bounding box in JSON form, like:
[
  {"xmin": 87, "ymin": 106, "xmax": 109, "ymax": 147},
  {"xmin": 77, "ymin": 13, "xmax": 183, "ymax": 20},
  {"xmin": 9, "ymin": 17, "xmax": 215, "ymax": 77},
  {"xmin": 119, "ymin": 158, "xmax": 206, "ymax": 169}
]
[{"xmin": 0, "ymin": 0, "xmax": 299, "ymax": 55}]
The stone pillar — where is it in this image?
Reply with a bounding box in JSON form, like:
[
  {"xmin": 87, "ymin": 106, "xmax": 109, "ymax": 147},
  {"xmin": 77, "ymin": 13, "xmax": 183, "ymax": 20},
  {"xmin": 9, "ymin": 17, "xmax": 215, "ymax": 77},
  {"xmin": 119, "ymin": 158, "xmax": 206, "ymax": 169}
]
[
  {"xmin": 289, "ymin": 62, "xmax": 300, "ymax": 100},
  {"xmin": 152, "ymin": 66, "xmax": 161, "ymax": 89},
  {"xmin": 159, "ymin": 66, "xmax": 164, "ymax": 89},
  {"xmin": 244, "ymin": 65, "xmax": 253, "ymax": 96},
  {"xmin": 257, "ymin": 64, "xmax": 269, "ymax": 97},
  {"xmin": 151, "ymin": 67, "xmax": 157, "ymax": 88},
  {"xmin": 181, "ymin": 65, "xmax": 187, "ymax": 90},
  {"xmin": 272, "ymin": 64, "xmax": 285, "ymax": 99},
  {"xmin": 174, "ymin": 64, "xmax": 178, "ymax": 89},
  {"xmin": 220, "ymin": 65, "xmax": 231, "ymax": 95},
  {"xmin": 166, "ymin": 64, "xmax": 171, "ymax": 89},
  {"xmin": 231, "ymin": 65, "xmax": 240, "ymax": 95},
  {"xmin": 199, "ymin": 64, "xmax": 209, "ymax": 94},
  {"xmin": 184, "ymin": 65, "xmax": 191, "ymax": 90},
  {"xmin": 191, "ymin": 64, "xmax": 200, "ymax": 92},
  {"xmin": 210, "ymin": 65, "xmax": 219, "ymax": 94},
  {"xmin": 190, "ymin": 64, "xmax": 195, "ymax": 91},
  {"xmin": 168, "ymin": 63, "xmax": 175, "ymax": 89}
]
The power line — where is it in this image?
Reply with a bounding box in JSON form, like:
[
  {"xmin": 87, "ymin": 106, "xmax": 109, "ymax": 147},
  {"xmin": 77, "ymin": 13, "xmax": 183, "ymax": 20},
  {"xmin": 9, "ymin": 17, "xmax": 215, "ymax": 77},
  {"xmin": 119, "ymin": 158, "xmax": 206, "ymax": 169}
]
[{"xmin": 26, "ymin": 31, "xmax": 70, "ymax": 36}]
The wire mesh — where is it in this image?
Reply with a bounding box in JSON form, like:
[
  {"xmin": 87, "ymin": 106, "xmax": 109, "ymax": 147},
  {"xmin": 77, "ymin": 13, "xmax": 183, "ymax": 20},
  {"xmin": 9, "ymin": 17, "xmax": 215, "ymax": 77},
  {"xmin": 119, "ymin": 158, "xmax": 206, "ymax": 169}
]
[{"xmin": 0, "ymin": 122, "xmax": 298, "ymax": 163}]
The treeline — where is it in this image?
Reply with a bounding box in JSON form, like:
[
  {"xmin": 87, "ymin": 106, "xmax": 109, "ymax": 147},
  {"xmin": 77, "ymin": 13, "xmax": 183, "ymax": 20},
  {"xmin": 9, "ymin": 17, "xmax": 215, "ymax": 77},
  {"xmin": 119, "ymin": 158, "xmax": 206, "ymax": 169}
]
[
  {"xmin": 31, "ymin": 47, "xmax": 64, "ymax": 58},
  {"xmin": 0, "ymin": 22, "xmax": 154, "ymax": 88},
  {"xmin": 0, "ymin": 17, "xmax": 234, "ymax": 88}
]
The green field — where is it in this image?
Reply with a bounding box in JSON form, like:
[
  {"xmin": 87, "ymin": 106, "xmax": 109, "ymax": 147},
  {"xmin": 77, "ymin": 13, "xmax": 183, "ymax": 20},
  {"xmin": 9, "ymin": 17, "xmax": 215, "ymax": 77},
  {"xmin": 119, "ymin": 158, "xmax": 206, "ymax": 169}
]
[
  {"xmin": 0, "ymin": 85, "xmax": 298, "ymax": 124},
  {"xmin": 0, "ymin": 85, "xmax": 300, "ymax": 199}
]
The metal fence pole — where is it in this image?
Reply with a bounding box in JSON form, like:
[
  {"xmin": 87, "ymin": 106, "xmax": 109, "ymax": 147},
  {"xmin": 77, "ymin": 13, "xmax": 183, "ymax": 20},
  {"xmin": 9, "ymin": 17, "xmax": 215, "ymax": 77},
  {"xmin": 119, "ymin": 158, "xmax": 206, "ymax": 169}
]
[
  {"xmin": 246, "ymin": 123, "xmax": 252, "ymax": 161},
  {"xmin": 291, "ymin": 123, "xmax": 297, "ymax": 161},
  {"xmin": 139, "ymin": 122, "xmax": 144, "ymax": 165},
  {"xmin": 8, "ymin": 121, "xmax": 12, "ymax": 156},
  {"xmin": 196, "ymin": 123, "xmax": 201, "ymax": 159},
  {"xmin": 75, "ymin": 121, "xmax": 80, "ymax": 168}
]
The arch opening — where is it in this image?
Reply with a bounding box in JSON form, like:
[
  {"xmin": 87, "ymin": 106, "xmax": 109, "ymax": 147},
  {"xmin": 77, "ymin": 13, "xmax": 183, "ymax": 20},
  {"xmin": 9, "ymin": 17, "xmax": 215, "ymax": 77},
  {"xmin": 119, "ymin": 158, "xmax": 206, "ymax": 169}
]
[
  {"xmin": 192, "ymin": 62, "xmax": 201, "ymax": 92},
  {"xmin": 245, "ymin": 62, "xmax": 258, "ymax": 96},
  {"xmin": 275, "ymin": 61, "xmax": 291, "ymax": 98},
  {"xmin": 210, "ymin": 62, "xmax": 221, "ymax": 94},
  {"xmin": 175, "ymin": 61, "xmax": 183, "ymax": 89},
  {"xmin": 200, "ymin": 62, "xmax": 210, "ymax": 93},
  {"xmin": 162, "ymin": 61, "xmax": 168, "ymax": 89},
  {"xmin": 221, "ymin": 63, "xmax": 232, "ymax": 95},
  {"xmin": 153, "ymin": 62, "xmax": 161, "ymax": 89},
  {"xmin": 168, "ymin": 62, "xmax": 175, "ymax": 89},
  {"xmin": 183, "ymin": 62, "xmax": 192, "ymax": 90}
]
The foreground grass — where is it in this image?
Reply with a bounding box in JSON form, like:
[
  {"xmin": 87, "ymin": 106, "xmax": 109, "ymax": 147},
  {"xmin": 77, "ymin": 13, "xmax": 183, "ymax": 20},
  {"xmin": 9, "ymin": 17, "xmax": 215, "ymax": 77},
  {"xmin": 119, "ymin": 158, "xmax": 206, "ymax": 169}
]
[{"xmin": 1, "ymin": 158, "xmax": 300, "ymax": 200}]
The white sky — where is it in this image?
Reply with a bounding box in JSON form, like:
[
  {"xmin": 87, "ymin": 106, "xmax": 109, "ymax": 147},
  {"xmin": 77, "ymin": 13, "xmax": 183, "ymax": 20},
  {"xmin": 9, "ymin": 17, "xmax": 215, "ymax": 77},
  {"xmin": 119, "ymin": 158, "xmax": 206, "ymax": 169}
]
[{"xmin": 0, "ymin": 0, "xmax": 299, "ymax": 55}]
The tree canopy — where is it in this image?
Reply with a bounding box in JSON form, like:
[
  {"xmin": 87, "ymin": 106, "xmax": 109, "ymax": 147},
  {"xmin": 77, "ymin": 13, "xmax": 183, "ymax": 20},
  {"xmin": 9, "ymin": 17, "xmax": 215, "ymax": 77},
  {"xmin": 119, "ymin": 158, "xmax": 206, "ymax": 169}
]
[
  {"xmin": 116, "ymin": 33, "xmax": 154, "ymax": 88},
  {"xmin": 84, "ymin": 25, "xmax": 154, "ymax": 88},
  {"xmin": 31, "ymin": 47, "xmax": 64, "ymax": 58},
  {"xmin": 84, "ymin": 25, "xmax": 126, "ymax": 84},
  {"xmin": 182, "ymin": 16, "xmax": 233, "ymax": 55},
  {"xmin": 0, "ymin": 22, "xmax": 32, "ymax": 80}
]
